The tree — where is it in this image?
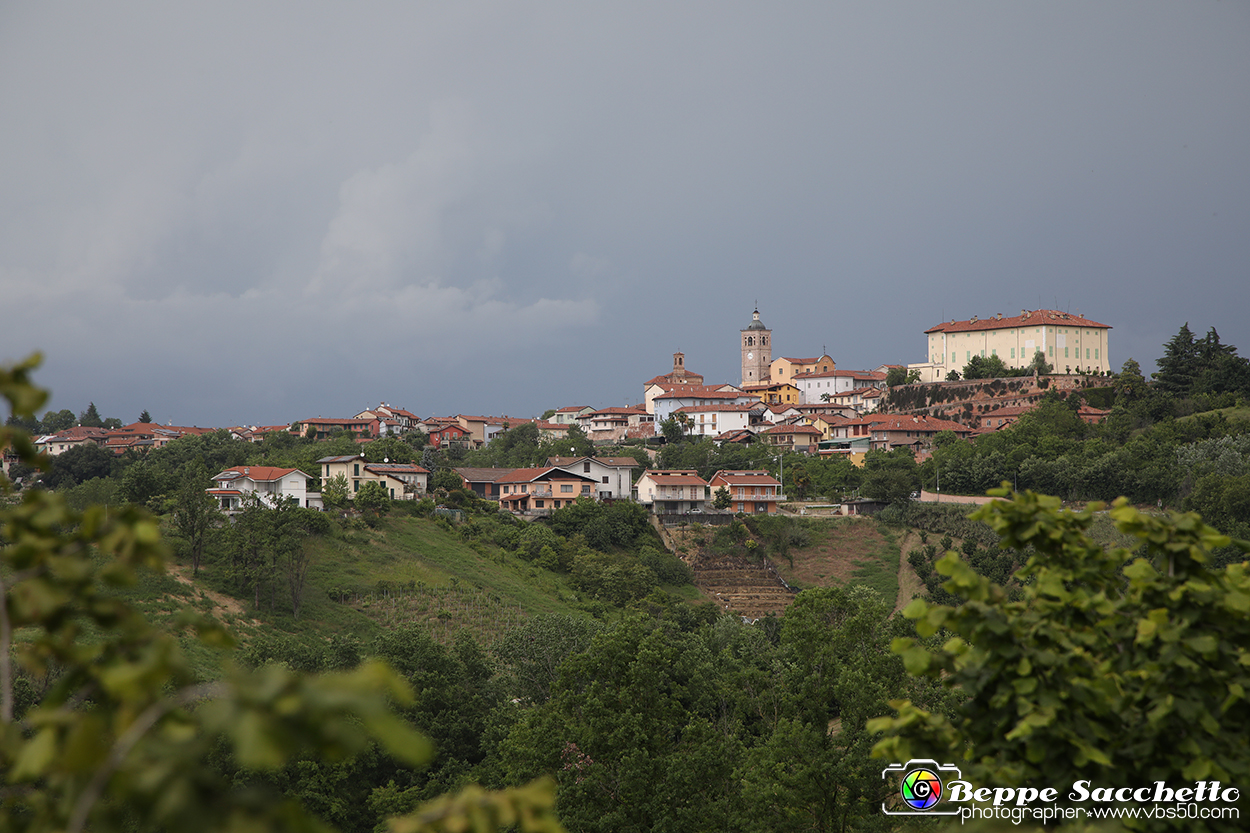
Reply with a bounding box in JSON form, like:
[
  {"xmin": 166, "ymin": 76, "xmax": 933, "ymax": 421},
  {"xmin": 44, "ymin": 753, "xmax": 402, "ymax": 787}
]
[
  {"xmin": 364, "ymin": 436, "xmax": 416, "ymax": 463},
  {"xmin": 1026, "ymin": 349, "xmax": 1053, "ymax": 376},
  {"xmin": 138, "ymin": 409, "xmax": 152, "ymax": 423},
  {"xmin": 354, "ymin": 480, "xmax": 392, "ymax": 518},
  {"xmin": 40, "ymin": 408, "xmax": 76, "ymax": 433},
  {"xmin": 170, "ymin": 461, "xmax": 219, "ymax": 576},
  {"xmin": 1115, "ymin": 357, "xmax": 1149, "ymax": 406},
  {"xmin": 659, "ymin": 416, "xmax": 685, "ymax": 444},
  {"xmin": 872, "ymin": 489, "xmax": 1250, "ymax": 803},
  {"xmin": 886, "ymin": 367, "xmax": 922, "ymax": 387},
  {"xmin": 962, "ymin": 353, "xmax": 1009, "ymax": 380},
  {"xmin": 42, "ymin": 442, "xmax": 116, "ymax": 489},
  {"xmin": 713, "ymin": 486, "xmax": 732, "ymax": 510},
  {"xmin": 322, "ymin": 472, "xmax": 350, "ymax": 511},
  {"xmin": 1153, "ymin": 323, "xmax": 1200, "ymax": 396},
  {"xmin": 79, "ymin": 401, "xmax": 104, "ymax": 427},
  {"xmin": 945, "ymin": 369, "xmax": 961, "ymax": 381},
  {"xmin": 0, "ymin": 354, "xmax": 565, "ymax": 833}
]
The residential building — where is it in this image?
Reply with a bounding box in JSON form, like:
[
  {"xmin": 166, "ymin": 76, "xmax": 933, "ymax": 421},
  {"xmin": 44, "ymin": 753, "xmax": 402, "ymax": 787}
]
[
  {"xmin": 427, "ymin": 422, "xmax": 471, "ymax": 449},
  {"xmin": 741, "ymin": 382, "xmax": 801, "ymax": 406},
  {"xmin": 291, "ymin": 417, "xmax": 377, "ymax": 440},
  {"xmin": 551, "ymin": 406, "xmax": 595, "ymax": 425},
  {"xmin": 317, "ymin": 455, "xmax": 430, "ymax": 499},
  {"xmin": 758, "ymin": 423, "xmax": 823, "ymax": 454},
  {"xmin": 208, "ymin": 466, "xmax": 320, "ymax": 511},
  {"xmin": 576, "ymin": 406, "xmax": 653, "ymax": 442},
  {"xmin": 652, "ymin": 385, "xmax": 756, "ymax": 424},
  {"xmin": 454, "ymin": 468, "xmax": 513, "ymax": 501},
  {"xmin": 769, "ymin": 354, "xmax": 835, "ymax": 384},
  {"xmin": 673, "ymin": 402, "xmax": 766, "ymax": 438},
  {"xmin": 914, "ymin": 309, "xmax": 1112, "ymax": 382},
  {"xmin": 495, "ymin": 467, "xmax": 600, "ymax": 515},
  {"xmin": 708, "ymin": 470, "xmax": 785, "ymax": 515},
  {"xmin": 547, "ymin": 456, "xmax": 640, "ymax": 500},
  {"xmin": 740, "ymin": 308, "xmax": 772, "ymax": 387},
  {"xmin": 34, "ymin": 426, "xmax": 110, "ymax": 456},
  {"xmin": 103, "ymin": 422, "xmax": 218, "ymax": 454},
  {"xmin": 867, "ymin": 415, "xmax": 975, "ymax": 452},
  {"xmin": 633, "ymin": 470, "xmax": 710, "ymax": 514},
  {"xmin": 791, "ymin": 369, "xmax": 887, "ymax": 405}
]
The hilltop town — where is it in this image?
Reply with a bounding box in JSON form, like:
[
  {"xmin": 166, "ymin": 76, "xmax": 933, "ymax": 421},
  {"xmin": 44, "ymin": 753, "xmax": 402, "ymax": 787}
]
[{"xmin": 8, "ymin": 306, "xmax": 1118, "ymax": 519}]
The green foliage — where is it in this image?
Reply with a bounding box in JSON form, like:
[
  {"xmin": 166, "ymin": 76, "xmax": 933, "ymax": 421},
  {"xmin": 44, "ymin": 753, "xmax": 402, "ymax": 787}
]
[
  {"xmin": 638, "ymin": 545, "xmax": 694, "ymax": 586},
  {"xmin": 548, "ymin": 498, "xmax": 651, "ymax": 552},
  {"xmin": 322, "ymin": 472, "xmax": 350, "ymax": 511},
  {"xmin": 493, "ymin": 614, "xmax": 605, "ymax": 704},
  {"xmin": 78, "ymin": 401, "xmax": 104, "ymax": 427},
  {"xmin": 859, "ymin": 447, "xmax": 919, "ymax": 504},
  {"xmin": 713, "ymin": 486, "xmax": 731, "ymax": 510},
  {"xmin": 169, "ymin": 461, "xmax": 220, "ymax": 576},
  {"xmin": 0, "ymin": 354, "xmax": 565, "ymax": 833},
  {"xmin": 570, "ymin": 552, "xmax": 657, "ymax": 605},
  {"xmin": 873, "ymin": 490, "xmax": 1250, "ymax": 809},
  {"xmin": 42, "ymin": 442, "xmax": 117, "ymax": 490},
  {"xmin": 354, "ymin": 480, "xmax": 392, "ymax": 519}
]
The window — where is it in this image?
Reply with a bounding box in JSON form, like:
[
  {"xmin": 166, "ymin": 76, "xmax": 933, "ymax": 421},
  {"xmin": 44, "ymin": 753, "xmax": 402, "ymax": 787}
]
[
  {"xmin": 1086, "ymin": 348, "xmax": 1091, "ymax": 359},
  {"xmin": 1048, "ymin": 346, "xmax": 1053, "ymax": 356},
  {"xmin": 324, "ymin": 465, "xmax": 330, "ymax": 476},
  {"xmin": 535, "ymin": 500, "xmax": 544, "ymax": 508},
  {"xmin": 602, "ymin": 476, "xmax": 609, "ymax": 483},
  {"xmin": 1010, "ymin": 348, "xmax": 1015, "ymax": 358},
  {"xmin": 353, "ymin": 480, "xmax": 360, "ymax": 492},
  {"xmin": 584, "ymin": 462, "xmax": 591, "ymax": 473},
  {"xmin": 561, "ymin": 484, "xmax": 573, "ymax": 493},
  {"xmin": 353, "ymin": 464, "xmax": 359, "ymax": 476},
  {"xmin": 1095, "ymin": 349, "xmax": 1099, "ymax": 360},
  {"xmin": 582, "ymin": 485, "xmax": 591, "ymax": 495}
]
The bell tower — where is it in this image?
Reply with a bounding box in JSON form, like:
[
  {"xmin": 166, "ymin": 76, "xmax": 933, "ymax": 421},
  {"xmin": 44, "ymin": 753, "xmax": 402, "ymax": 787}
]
[{"xmin": 740, "ymin": 307, "xmax": 771, "ymax": 387}]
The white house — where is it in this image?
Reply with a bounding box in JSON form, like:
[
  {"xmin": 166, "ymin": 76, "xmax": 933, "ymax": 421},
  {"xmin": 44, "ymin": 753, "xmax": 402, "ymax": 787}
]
[
  {"xmin": 547, "ymin": 456, "xmax": 641, "ymax": 500},
  {"xmin": 791, "ymin": 369, "xmax": 887, "ymax": 405},
  {"xmin": 633, "ymin": 470, "xmax": 710, "ymax": 514},
  {"xmin": 208, "ymin": 466, "xmax": 321, "ymax": 511},
  {"xmin": 673, "ymin": 403, "xmax": 766, "ymax": 438}
]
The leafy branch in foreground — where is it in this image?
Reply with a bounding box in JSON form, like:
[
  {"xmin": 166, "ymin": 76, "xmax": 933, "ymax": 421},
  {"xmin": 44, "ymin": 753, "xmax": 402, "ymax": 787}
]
[
  {"xmin": 871, "ymin": 487, "xmax": 1250, "ymax": 806},
  {"xmin": 0, "ymin": 353, "xmax": 563, "ymax": 833}
]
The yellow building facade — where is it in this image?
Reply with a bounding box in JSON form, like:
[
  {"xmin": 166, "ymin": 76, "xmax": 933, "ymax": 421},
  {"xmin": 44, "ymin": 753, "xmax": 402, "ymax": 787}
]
[{"xmin": 920, "ymin": 309, "xmax": 1111, "ymax": 380}]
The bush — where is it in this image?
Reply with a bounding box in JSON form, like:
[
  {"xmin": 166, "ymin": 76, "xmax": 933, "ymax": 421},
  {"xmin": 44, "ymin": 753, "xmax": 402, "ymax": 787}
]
[{"xmin": 639, "ymin": 545, "xmax": 694, "ymax": 586}]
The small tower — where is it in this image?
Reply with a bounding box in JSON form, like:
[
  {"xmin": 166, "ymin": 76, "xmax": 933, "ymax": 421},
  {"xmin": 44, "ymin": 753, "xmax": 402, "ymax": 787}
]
[{"xmin": 740, "ymin": 307, "xmax": 771, "ymax": 387}]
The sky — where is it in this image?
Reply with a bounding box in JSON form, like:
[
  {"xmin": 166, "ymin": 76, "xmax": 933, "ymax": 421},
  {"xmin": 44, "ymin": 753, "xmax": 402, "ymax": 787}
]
[{"xmin": 2, "ymin": 1, "xmax": 1247, "ymax": 428}]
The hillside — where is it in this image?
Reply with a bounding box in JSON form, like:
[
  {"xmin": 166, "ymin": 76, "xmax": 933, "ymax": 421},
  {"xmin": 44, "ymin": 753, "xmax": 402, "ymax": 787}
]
[{"xmin": 181, "ymin": 515, "xmax": 589, "ymax": 648}]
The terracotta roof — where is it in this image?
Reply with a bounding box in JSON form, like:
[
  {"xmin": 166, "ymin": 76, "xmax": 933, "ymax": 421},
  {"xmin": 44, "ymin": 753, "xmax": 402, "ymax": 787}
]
[
  {"xmin": 640, "ymin": 470, "xmax": 709, "ymax": 487},
  {"xmin": 870, "ymin": 416, "xmax": 971, "ymax": 433},
  {"xmin": 585, "ymin": 406, "xmax": 646, "ymax": 416},
  {"xmin": 674, "ymin": 403, "xmax": 759, "ymax": 414},
  {"xmin": 761, "ymin": 424, "xmax": 822, "ymax": 436},
  {"xmin": 454, "ymin": 467, "xmax": 517, "ymax": 483},
  {"xmin": 494, "ymin": 467, "xmax": 597, "ymax": 484},
  {"xmin": 925, "ymin": 309, "xmax": 1110, "ymax": 335},
  {"xmin": 547, "ymin": 456, "xmax": 639, "ymax": 468},
  {"xmin": 555, "ymin": 405, "xmax": 592, "ymax": 413},
  {"xmin": 213, "ymin": 466, "xmax": 305, "ymax": 482},
  {"xmin": 792, "ymin": 369, "xmax": 886, "ymax": 381},
  {"xmin": 317, "ymin": 455, "xmax": 362, "ymax": 463},
  {"xmin": 709, "ymin": 470, "xmax": 781, "ymax": 487}
]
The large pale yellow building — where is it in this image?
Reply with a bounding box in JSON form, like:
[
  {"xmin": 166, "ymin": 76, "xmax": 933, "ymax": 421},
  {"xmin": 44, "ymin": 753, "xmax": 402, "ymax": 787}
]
[{"xmin": 914, "ymin": 309, "xmax": 1111, "ymax": 381}]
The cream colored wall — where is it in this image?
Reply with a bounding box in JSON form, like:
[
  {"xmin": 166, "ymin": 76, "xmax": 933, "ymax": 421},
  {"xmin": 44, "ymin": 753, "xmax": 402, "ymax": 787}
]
[{"xmin": 927, "ymin": 324, "xmax": 1110, "ymax": 374}]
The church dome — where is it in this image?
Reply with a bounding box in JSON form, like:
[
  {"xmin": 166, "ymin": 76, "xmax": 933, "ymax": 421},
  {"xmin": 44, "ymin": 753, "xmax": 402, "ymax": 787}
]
[{"xmin": 745, "ymin": 308, "xmax": 768, "ymax": 330}]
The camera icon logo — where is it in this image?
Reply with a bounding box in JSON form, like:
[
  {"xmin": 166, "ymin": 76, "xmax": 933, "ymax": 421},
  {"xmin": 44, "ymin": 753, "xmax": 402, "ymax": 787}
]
[{"xmin": 881, "ymin": 759, "xmax": 963, "ymax": 816}]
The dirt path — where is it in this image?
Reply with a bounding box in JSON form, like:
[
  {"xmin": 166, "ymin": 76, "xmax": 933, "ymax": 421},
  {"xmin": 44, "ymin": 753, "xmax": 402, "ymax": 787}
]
[
  {"xmin": 167, "ymin": 564, "xmax": 259, "ymax": 624},
  {"xmin": 893, "ymin": 530, "xmax": 926, "ymax": 613}
]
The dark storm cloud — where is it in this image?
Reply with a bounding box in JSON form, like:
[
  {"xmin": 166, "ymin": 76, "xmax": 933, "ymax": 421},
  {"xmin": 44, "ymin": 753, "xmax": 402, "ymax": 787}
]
[{"xmin": 2, "ymin": 2, "xmax": 1247, "ymax": 425}]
